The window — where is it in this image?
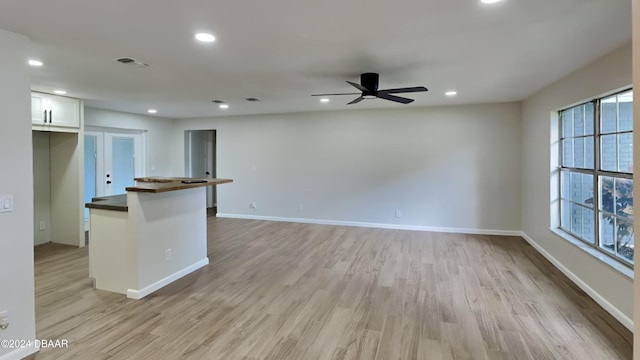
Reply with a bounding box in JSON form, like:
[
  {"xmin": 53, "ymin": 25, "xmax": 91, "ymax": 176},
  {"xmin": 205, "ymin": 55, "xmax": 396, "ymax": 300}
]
[{"xmin": 559, "ymin": 89, "xmax": 634, "ymax": 265}]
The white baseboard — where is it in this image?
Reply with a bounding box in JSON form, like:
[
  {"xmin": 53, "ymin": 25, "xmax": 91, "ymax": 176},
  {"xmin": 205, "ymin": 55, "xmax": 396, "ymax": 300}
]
[
  {"xmin": 519, "ymin": 231, "xmax": 633, "ymax": 332},
  {"xmin": 215, "ymin": 213, "xmax": 521, "ymax": 237},
  {"xmin": 0, "ymin": 346, "xmax": 38, "ymax": 360},
  {"xmin": 126, "ymin": 258, "xmax": 209, "ymax": 300}
]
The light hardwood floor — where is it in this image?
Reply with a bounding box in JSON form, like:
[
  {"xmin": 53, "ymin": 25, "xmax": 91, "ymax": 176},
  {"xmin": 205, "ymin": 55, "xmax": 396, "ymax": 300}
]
[{"xmin": 29, "ymin": 218, "xmax": 632, "ymax": 359}]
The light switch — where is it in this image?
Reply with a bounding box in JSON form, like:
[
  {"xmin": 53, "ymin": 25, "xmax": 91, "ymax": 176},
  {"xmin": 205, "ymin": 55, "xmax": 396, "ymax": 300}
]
[{"xmin": 0, "ymin": 195, "xmax": 13, "ymax": 213}]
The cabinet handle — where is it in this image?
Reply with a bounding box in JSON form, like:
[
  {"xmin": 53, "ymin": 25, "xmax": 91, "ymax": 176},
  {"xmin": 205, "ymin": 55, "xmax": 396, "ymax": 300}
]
[
  {"xmin": 43, "ymin": 109, "xmax": 47, "ymax": 123},
  {"xmin": 49, "ymin": 110, "xmax": 52, "ymax": 123}
]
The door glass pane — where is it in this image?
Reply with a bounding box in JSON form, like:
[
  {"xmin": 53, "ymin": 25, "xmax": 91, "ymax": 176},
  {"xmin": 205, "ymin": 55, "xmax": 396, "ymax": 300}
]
[
  {"xmin": 111, "ymin": 137, "xmax": 135, "ymax": 195},
  {"xmin": 84, "ymin": 135, "xmax": 97, "ymax": 219}
]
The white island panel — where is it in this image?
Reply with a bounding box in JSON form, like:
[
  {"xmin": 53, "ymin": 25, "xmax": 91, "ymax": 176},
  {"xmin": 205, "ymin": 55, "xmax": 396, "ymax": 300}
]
[{"xmin": 126, "ymin": 187, "xmax": 209, "ymax": 299}]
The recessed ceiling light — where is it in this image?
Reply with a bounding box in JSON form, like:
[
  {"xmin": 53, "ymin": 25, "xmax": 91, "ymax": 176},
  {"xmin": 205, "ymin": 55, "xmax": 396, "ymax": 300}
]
[
  {"xmin": 219, "ymin": 104, "xmax": 229, "ymax": 109},
  {"xmin": 445, "ymin": 91, "xmax": 458, "ymax": 96},
  {"xmin": 195, "ymin": 33, "xmax": 216, "ymax": 43},
  {"xmin": 28, "ymin": 59, "xmax": 43, "ymax": 67},
  {"xmin": 320, "ymin": 98, "xmax": 330, "ymax": 103},
  {"xmin": 147, "ymin": 109, "xmax": 157, "ymax": 114},
  {"xmin": 480, "ymin": 0, "xmax": 503, "ymax": 3},
  {"xmin": 53, "ymin": 90, "xmax": 67, "ymax": 95}
]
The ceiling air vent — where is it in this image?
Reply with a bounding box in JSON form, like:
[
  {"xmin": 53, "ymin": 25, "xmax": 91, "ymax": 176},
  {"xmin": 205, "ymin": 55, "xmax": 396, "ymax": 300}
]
[
  {"xmin": 212, "ymin": 99, "xmax": 226, "ymax": 104},
  {"xmin": 246, "ymin": 98, "xmax": 260, "ymax": 102},
  {"xmin": 114, "ymin": 57, "xmax": 151, "ymax": 67}
]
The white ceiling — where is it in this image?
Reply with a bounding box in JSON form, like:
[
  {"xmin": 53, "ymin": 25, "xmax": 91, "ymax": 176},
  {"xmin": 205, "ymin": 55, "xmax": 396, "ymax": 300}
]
[{"xmin": 0, "ymin": 0, "xmax": 632, "ymax": 119}]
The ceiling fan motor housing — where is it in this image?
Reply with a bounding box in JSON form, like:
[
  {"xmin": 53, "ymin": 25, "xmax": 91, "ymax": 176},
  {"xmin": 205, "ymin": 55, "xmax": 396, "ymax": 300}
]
[{"xmin": 361, "ymin": 72, "xmax": 379, "ymax": 92}]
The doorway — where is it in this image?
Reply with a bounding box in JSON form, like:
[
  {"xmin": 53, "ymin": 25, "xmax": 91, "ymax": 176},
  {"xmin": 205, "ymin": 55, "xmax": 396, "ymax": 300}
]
[
  {"xmin": 185, "ymin": 130, "xmax": 216, "ymax": 209},
  {"xmin": 84, "ymin": 129, "xmax": 144, "ymax": 224}
]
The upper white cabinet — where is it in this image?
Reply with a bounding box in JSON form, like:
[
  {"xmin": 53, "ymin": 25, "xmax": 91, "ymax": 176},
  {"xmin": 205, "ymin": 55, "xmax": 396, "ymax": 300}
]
[{"xmin": 32, "ymin": 92, "xmax": 80, "ymax": 129}]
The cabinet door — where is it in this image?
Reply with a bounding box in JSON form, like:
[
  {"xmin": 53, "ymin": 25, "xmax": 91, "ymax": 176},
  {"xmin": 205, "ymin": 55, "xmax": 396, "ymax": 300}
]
[
  {"xmin": 31, "ymin": 93, "xmax": 47, "ymax": 125},
  {"xmin": 49, "ymin": 95, "xmax": 80, "ymax": 128}
]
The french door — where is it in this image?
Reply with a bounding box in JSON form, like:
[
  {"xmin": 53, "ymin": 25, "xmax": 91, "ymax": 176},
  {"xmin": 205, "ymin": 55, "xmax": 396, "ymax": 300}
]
[{"xmin": 84, "ymin": 130, "xmax": 144, "ymax": 219}]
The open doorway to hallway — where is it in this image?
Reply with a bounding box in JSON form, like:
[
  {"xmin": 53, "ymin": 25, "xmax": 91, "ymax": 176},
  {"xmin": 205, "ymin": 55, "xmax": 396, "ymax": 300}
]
[{"xmin": 185, "ymin": 130, "xmax": 216, "ymax": 214}]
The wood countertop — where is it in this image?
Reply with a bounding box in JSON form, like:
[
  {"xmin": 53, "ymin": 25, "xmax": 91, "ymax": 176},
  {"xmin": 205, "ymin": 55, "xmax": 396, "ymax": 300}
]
[
  {"xmin": 126, "ymin": 177, "xmax": 233, "ymax": 193},
  {"xmin": 86, "ymin": 178, "xmax": 233, "ymax": 210},
  {"xmin": 86, "ymin": 194, "xmax": 128, "ymax": 211}
]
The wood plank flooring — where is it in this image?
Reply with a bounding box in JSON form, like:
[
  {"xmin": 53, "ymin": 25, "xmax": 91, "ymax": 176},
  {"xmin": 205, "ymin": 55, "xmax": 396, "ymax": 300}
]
[{"xmin": 29, "ymin": 218, "xmax": 632, "ymax": 359}]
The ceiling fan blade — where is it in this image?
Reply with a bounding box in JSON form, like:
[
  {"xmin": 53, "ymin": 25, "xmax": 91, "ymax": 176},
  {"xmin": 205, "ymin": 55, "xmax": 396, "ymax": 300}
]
[
  {"xmin": 378, "ymin": 86, "xmax": 428, "ymax": 94},
  {"xmin": 346, "ymin": 81, "xmax": 369, "ymax": 92},
  {"xmin": 347, "ymin": 96, "xmax": 364, "ymax": 105},
  {"xmin": 376, "ymin": 93, "xmax": 414, "ymax": 104},
  {"xmin": 311, "ymin": 93, "xmax": 361, "ymax": 96}
]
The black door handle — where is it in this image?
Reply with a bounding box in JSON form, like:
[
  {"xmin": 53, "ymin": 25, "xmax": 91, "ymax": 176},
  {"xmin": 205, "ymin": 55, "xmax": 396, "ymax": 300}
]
[
  {"xmin": 205, "ymin": 171, "xmax": 211, "ymax": 175},
  {"xmin": 106, "ymin": 180, "xmax": 112, "ymax": 184}
]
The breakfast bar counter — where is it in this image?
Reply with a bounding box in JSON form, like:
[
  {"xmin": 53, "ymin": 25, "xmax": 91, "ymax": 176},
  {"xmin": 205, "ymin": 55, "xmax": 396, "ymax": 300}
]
[{"xmin": 86, "ymin": 177, "xmax": 232, "ymax": 299}]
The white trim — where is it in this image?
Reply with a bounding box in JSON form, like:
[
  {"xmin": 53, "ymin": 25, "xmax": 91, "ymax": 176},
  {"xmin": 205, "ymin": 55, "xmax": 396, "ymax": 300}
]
[
  {"xmin": 519, "ymin": 231, "xmax": 634, "ymax": 332},
  {"xmin": 126, "ymin": 258, "xmax": 209, "ymax": 300},
  {"xmin": 215, "ymin": 213, "xmax": 522, "ymax": 237},
  {"xmin": 0, "ymin": 346, "xmax": 39, "ymax": 360}
]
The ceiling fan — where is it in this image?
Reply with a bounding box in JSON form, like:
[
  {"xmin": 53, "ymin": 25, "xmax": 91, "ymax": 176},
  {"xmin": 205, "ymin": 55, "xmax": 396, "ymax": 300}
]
[{"xmin": 312, "ymin": 72, "xmax": 428, "ymax": 105}]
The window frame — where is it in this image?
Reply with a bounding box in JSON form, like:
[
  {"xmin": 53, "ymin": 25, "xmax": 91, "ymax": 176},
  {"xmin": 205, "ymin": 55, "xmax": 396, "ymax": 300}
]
[{"xmin": 558, "ymin": 88, "xmax": 634, "ymax": 267}]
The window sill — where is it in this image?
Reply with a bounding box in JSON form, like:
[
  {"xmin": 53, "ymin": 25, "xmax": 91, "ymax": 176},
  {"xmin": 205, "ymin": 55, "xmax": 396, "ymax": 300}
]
[{"xmin": 549, "ymin": 228, "xmax": 634, "ymax": 279}]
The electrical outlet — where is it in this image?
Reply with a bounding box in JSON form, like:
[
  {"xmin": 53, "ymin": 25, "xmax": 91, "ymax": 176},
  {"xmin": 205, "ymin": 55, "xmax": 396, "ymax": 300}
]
[
  {"xmin": 395, "ymin": 210, "xmax": 402, "ymax": 218},
  {"xmin": 165, "ymin": 248, "xmax": 172, "ymax": 262},
  {"xmin": 250, "ymin": 202, "xmax": 257, "ymax": 209},
  {"xmin": 39, "ymin": 221, "xmax": 46, "ymax": 231}
]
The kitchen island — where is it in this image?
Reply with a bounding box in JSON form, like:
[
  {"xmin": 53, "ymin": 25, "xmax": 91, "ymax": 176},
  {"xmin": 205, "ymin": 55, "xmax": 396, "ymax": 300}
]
[{"xmin": 86, "ymin": 177, "xmax": 232, "ymax": 299}]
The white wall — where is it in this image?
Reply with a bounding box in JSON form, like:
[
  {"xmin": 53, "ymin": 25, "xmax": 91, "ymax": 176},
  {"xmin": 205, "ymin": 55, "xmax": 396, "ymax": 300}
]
[
  {"xmin": 84, "ymin": 108, "xmax": 175, "ymax": 176},
  {"xmin": 32, "ymin": 131, "xmax": 51, "ymax": 246},
  {"xmin": 172, "ymin": 103, "xmax": 522, "ymax": 233},
  {"xmin": 0, "ymin": 29, "xmax": 37, "ymax": 359},
  {"xmin": 521, "ymin": 43, "xmax": 633, "ymax": 328}
]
